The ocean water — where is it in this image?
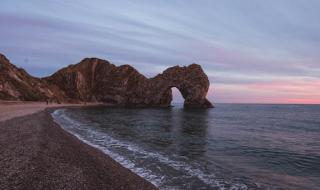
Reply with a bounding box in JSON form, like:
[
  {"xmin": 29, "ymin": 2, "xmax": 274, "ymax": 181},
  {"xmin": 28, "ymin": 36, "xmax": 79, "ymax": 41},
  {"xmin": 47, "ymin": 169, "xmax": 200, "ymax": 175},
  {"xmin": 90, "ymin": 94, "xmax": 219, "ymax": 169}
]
[{"xmin": 52, "ymin": 104, "xmax": 320, "ymax": 190}]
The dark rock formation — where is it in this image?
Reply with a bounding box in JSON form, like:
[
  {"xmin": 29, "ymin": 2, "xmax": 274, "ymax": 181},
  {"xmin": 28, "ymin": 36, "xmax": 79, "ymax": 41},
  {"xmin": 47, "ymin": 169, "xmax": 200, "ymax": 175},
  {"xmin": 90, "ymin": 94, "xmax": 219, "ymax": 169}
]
[
  {"xmin": 149, "ymin": 64, "xmax": 213, "ymax": 108},
  {"xmin": 0, "ymin": 53, "xmax": 213, "ymax": 108},
  {"xmin": 0, "ymin": 54, "xmax": 51, "ymax": 101}
]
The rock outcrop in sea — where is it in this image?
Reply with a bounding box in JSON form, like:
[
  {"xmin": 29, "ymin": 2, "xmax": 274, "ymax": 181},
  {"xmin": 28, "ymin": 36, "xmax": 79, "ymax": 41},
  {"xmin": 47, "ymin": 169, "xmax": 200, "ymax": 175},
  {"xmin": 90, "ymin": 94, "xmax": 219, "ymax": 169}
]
[{"xmin": 0, "ymin": 53, "xmax": 213, "ymax": 108}]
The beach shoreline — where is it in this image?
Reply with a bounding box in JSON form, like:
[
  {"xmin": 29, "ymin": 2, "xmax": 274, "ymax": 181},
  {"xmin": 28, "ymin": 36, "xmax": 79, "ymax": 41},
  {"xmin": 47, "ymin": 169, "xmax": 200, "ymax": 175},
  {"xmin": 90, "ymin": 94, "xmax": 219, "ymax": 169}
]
[{"xmin": 0, "ymin": 102, "xmax": 157, "ymax": 190}]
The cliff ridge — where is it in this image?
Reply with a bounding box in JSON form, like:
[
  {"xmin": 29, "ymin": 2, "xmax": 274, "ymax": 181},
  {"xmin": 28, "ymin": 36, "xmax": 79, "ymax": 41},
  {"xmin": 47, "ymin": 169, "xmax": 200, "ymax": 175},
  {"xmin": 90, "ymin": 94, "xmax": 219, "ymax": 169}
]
[{"xmin": 0, "ymin": 54, "xmax": 213, "ymax": 108}]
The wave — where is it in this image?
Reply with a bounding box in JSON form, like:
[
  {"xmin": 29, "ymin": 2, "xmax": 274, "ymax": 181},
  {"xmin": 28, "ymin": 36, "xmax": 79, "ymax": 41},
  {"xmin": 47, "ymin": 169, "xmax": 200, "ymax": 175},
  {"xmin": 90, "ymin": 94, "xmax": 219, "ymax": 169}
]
[{"xmin": 52, "ymin": 109, "xmax": 249, "ymax": 190}]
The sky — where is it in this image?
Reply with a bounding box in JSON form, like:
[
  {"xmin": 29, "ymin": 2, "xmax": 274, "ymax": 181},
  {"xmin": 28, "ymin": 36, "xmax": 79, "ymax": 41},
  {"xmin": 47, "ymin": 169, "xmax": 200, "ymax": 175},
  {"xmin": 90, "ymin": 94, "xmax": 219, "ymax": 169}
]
[{"xmin": 1, "ymin": 0, "xmax": 320, "ymax": 104}]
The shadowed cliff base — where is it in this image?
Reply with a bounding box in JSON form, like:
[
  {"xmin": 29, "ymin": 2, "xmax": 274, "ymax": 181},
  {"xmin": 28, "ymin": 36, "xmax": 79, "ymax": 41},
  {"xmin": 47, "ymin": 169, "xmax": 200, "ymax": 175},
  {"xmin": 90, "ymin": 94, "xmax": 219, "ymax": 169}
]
[{"xmin": 0, "ymin": 53, "xmax": 213, "ymax": 108}]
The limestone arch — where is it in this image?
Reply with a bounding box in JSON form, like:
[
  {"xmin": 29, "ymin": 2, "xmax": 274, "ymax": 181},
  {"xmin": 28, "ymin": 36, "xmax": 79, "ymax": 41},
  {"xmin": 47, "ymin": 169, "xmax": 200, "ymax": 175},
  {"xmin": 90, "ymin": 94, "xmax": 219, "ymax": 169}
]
[{"xmin": 150, "ymin": 64, "xmax": 213, "ymax": 108}]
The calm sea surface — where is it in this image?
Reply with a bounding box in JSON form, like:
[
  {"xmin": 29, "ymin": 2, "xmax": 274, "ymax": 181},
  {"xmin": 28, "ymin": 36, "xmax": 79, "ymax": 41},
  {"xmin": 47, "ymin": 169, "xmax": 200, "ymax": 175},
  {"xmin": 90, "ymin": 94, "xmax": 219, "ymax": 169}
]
[{"xmin": 52, "ymin": 104, "xmax": 320, "ymax": 190}]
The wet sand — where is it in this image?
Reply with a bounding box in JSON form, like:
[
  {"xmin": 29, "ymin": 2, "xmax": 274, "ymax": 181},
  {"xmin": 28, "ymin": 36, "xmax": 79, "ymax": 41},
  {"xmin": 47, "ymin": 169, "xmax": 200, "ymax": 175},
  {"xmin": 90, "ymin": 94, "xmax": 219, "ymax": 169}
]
[
  {"xmin": 0, "ymin": 101, "xmax": 101, "ymax": 122},
  {"xmin": 0, "ymin": 102, "xmax": 157, "ymax": 190}
]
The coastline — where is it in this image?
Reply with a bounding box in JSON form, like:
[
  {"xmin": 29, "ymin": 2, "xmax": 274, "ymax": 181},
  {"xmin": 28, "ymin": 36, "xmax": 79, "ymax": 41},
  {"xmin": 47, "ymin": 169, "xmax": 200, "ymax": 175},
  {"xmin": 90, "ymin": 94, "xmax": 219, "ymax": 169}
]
[
  {"xmin": 0, "ymin": 101, "xmax": 105, "ymax": 122},
  {"xmin": 0, "ymin": 105, "xmax": 157, "ymax": 190}
]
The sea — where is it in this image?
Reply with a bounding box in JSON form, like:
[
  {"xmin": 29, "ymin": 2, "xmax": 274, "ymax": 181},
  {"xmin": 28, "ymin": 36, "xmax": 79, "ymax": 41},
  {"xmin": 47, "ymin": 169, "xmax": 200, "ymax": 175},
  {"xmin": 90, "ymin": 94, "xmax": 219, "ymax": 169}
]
[{"xmin": 52, "ymin": 104, "xmax": 320, "ymax": 190}]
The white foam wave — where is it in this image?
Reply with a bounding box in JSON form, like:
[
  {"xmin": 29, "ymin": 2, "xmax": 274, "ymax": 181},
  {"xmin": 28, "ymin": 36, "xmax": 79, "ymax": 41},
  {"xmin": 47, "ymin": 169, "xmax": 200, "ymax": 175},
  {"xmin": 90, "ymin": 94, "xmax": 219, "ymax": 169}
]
[{"xmin": 52, "ymin": 109, "xmax": 248, "ymax": 190}]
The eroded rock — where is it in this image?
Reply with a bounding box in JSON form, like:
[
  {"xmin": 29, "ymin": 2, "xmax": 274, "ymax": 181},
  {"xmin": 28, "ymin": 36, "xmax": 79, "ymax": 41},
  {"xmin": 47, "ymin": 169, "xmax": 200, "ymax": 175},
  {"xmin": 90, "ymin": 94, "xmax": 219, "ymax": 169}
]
[
  {"xmin": 0, "ymin": 54, "xmax": 213, "ymax": 108},
  {"xmin": 0, "ymin": 53, "xmax": 51, "ymax": 101}
]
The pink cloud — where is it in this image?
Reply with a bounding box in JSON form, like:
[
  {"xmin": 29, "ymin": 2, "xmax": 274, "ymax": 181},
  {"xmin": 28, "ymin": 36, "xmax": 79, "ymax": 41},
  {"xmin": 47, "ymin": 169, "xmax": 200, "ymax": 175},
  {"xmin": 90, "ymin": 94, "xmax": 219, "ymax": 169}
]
[
  {"xmin": 285, "ymin": 98, "xmax": 320, "ymax": 104},
  {"xmin": 247, "ymin": 80, "xmax": 320, "ymax": 94},
  {"xmin": 209, "ymin": 80, "xmax": 320, "ymax": 104}
]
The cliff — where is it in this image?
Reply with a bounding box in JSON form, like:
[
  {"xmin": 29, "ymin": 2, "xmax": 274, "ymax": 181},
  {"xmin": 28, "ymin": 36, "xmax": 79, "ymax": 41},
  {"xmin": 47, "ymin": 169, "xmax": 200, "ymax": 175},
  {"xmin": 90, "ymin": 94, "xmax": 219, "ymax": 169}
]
[
  {"xmin": 0, "ymin": 53, "xmax": 213, "ymax": 108},
  {"xmin": 0, "ymin": 54, "xmax": 52, "ymax": 101}
]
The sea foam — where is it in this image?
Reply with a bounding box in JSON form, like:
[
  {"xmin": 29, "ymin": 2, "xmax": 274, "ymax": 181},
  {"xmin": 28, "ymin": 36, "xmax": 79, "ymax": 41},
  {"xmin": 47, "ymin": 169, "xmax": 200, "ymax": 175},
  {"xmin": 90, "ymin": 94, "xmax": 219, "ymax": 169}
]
[{"xmin": 52, "ymin": 109, "xmax": 248, "ymax": 190}]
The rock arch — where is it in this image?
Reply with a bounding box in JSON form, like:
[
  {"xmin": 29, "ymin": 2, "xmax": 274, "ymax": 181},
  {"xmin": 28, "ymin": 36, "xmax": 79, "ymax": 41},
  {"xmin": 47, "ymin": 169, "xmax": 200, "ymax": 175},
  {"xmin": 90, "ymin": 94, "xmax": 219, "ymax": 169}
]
[{"xmin": 148, "ymin": 64, "xmax": 213, "ymax": 108}]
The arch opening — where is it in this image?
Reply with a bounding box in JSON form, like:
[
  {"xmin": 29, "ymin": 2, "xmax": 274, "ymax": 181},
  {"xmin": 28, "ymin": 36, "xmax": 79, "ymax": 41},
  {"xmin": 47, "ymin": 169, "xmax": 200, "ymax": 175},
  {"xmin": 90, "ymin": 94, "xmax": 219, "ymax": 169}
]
[{"xmin": 171, "ymin": 87, "xmax": 184, "ymax": 107}]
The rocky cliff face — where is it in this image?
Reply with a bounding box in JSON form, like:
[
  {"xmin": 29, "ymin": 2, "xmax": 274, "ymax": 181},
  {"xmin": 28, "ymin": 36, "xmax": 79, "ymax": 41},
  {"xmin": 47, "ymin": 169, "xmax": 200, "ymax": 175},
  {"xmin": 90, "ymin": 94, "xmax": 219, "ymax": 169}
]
[
  {"xmin": 0, "ymin": 54, "xmax": 51, "ymax": 101},
  {"xmin": 0, "ymin": 53, "xmax": 213, "ymax": 108},
  {"xmin": 150, "ymin": 64, "xmax": 213, "ymax": 108}
]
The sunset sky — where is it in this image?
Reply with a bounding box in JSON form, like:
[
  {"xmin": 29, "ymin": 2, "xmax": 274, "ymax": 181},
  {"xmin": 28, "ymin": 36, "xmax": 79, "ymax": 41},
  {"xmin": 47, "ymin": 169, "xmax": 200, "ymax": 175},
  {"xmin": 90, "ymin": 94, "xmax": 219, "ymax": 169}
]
[{"xmin": 1, "ymin": 1, "xmax": 319, "ymax": 104}]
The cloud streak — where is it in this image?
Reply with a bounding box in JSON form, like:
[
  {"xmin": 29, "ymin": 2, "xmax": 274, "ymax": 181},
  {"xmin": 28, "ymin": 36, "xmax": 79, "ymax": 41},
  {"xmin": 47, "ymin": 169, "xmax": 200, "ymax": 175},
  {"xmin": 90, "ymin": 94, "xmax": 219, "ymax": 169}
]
[{"xmin": 1, "ymin": 0, "xmax": 319, "ymax": 103}]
